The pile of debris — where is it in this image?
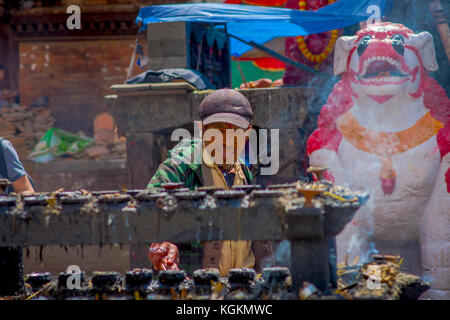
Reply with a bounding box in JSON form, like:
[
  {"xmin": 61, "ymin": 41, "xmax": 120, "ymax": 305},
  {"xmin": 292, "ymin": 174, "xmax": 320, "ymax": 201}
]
[
  {"xmin": 334, "ymin": 255, "xmax": 430, "ymax": 300},
  {"xmin": 239, "ymin": 78, "xmax": 283, "ymax": 89},
  {"xmin": 71, "ymin": 136, "xmax": 127, "ymax": 161},
  {"xmin": 76, "ymin": 112, "xmax": 126, "ymax": 160},
  {"xmin": 0, "ymin": 105, "xmax": 126, "ymax": 161},
  {"xmin": 0, "ymin": 105, "xmax": 55, "ymax": 158}
]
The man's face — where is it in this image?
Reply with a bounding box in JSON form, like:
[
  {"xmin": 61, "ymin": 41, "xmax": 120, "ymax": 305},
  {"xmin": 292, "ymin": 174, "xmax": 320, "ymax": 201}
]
[{"xmin": 202, "ymin": 122, "xmax": 251, "ymax": 166}]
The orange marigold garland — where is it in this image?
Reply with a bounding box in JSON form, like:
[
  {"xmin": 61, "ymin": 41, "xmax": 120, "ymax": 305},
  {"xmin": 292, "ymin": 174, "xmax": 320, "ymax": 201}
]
[{"xmin": 296, "ymin": 0, "xmax": 339, "ymax": 66}]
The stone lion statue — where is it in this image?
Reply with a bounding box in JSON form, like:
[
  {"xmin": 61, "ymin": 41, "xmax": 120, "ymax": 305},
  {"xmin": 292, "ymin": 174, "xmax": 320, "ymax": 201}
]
[{"xmin": 307, "ymin": 22, "xmax": 449, "ymax": 299}]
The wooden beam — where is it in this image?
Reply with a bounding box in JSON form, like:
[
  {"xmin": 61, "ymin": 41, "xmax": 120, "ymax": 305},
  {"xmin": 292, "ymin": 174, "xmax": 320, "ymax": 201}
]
[
  {"xmin": 11, "ymin": 4, "xmax": 138, "ymax": 17},
  {"xmin": 9, "ymin": 12, "xmax": 139, "ymax": 39}
]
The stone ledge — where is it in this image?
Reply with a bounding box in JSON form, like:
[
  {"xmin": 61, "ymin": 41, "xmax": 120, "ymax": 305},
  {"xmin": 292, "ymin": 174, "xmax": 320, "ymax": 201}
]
[
  {"xmin": 23, "ymin": 159, "xmax": 126, "ymax": 174},
  {"xmin": 111, "ymin": 82, "xmax": 196, "ymax": 96}
]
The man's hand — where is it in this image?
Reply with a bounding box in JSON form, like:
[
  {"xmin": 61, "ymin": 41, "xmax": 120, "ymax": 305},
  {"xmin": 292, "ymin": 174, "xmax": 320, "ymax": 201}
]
[{"xmin": 148, "ymin": 242, "xmax": 179, "ymax": 271}]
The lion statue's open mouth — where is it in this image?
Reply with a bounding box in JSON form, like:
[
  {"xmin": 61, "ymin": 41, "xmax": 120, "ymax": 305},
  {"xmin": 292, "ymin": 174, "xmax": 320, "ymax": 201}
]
[{"xmin": 357, "ymin": 57, "xmax": 410, "ymax": 85}]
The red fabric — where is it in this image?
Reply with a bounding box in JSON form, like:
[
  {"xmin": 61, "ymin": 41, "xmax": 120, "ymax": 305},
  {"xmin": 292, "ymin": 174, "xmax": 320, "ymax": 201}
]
[
  {"xmin": 242, "ymin": 0, "xmax": 288, "ymax": 6},
  {"xmin": 224, "ymin": 0, "xmax": 287, "ymax": 6},
  {"xmin": 235, "ymin": 57, "xmax": 285, "ymax": 71},
  {"xmin": 282, "ymin": 0, "xmax": 338, "ymax": 85}
]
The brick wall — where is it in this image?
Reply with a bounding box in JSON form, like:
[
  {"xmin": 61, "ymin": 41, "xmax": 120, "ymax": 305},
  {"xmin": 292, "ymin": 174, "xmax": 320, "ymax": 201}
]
[
  {"xmin": 0, "ymin": 29, "xmax": 9, "ymax": 89},
  {"xmin": 18, "ymin": 39, "xmax": 137, "ymax": 135}
]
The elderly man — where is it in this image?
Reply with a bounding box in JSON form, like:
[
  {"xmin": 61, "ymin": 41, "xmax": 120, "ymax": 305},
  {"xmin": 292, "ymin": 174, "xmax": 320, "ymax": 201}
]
[{"xmin": 147, "ymin": 88, "xmax": 274, "ymax": 276}]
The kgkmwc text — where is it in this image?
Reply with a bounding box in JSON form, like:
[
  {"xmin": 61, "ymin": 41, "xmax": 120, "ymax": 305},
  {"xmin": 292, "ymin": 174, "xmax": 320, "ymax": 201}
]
[{"xmin": 176, "ymin": 303, "xmax": 273, "ymax": 317}]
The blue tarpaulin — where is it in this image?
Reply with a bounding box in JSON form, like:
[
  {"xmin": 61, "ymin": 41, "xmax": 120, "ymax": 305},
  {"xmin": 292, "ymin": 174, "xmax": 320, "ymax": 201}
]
[{"xmin": 136, "ymin": 0, "xmax": 392, "ymax": 56}]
